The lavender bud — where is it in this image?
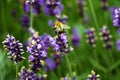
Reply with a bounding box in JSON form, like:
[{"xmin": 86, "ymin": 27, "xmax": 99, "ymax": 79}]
[
  {"xmin": 87, "ymin": 70, "xmax": 100, "ymax": 80},
  {"xmin": 85, "ymin": 28, "xmax": 96, "ymax": 48},
  {"xmin": 100, "ymin": 26, "xmax": 112, "ymax": 49}
]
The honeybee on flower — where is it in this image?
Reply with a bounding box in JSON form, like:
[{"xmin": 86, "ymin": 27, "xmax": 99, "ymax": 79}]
[{"xmin": 53, "ymin": 21, "xmax": 70, "ymax": 34}]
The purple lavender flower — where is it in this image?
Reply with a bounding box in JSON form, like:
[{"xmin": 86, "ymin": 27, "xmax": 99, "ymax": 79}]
[
  {"xmin": 2, "ymin": 34, "xmax": 25, "ymax": 64},
  {"xmin": 28, "ymin": 27, "xmax": 61, "ymax": 71},
  {"xmin": 72, "ymin": 28, "xmax": 80, "ymax": 47},
  {"xmin": 111, "ymin": 8, "xmax": 120, "ymax": 27},
  {"xmin": 21, "ymin": 15, "xmax": 30, "ymax": 28},
  {"xmin": 24, "ymin": 0, "xmax": 43, "ymax": 14},
  {"xmin": 46, "ymin": 58, "xmax": 56, "ymax": 71},
  {"xmin": 101, "ymin": 0, "xmax": 108, "ymax": 11},
  {"xmin": 19, "ymin": 66, "xmax": 39, "ymax": 80},
  {"xmin": 87, "ymin": 70, "xmax": 100, "ymax": 80},
  {"xmin": 24, "ymin": 2, "xmax": 30, "ymax": 13},
  {"xmin": 85, "ymin": 28, "xmax": 96, "ymax": 48},
  {"xmin": 44, "ymin": 0, "xmax": 64, "ymax": 16},
  {"xmin": 27, "ymin": 30, "xmax": 47, "ymax": 71},
  {"xmin": 100, "ymin": 26, "xmax": 112, "ymax": 49},
  {"xmin": 117, "ymin": 39, "xmax": 120, "ymax": 51},
  {"xmin": 48, "ymin": 20, "xmax": 54, "ymax": 27},
  {"xmin": 41, "ymin": 34, "xmax": 60, "ymax": 52},
  {"xmin": 55, "ymin": 32, "xmax": 73, "ymax": 54}
]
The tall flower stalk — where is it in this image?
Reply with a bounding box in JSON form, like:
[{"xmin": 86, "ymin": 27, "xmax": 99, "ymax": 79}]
[{"xmin": 2, "ymin": 35, "xmax": 25, "ymax": 80}]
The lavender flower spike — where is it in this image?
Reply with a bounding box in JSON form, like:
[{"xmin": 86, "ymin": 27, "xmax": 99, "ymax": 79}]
[
  {"xmin": 2, "ymin": 34, "xmax": 25, "ymax": 64},
  {"xmin": 27, "ymin": 29, "xmax": 47, "ymax": 71},
  {"xmin": 111, "ymin": 8, "xmax": 120, "ymax": 27},
  {"xmin": 87, "ymin": 70, "xmax": 100, "ymax": 80},
  {"xmin": 72, "ymin": 28, "xmax": 80, "ymax": 47},
  {"xmin": 85, "ymin": 28, "xmax": 96, "ymax": 48},
  {"xmin": 117, "ymin": 39, "xmax": 120, "ymax": 51},
  {"xmin": 19, "ymin": 66, "xmax": 39, "ymax": 80}
]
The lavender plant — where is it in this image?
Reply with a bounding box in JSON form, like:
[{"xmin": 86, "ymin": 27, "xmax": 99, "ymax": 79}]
[
  {"xmin": 2, "ymin": 34, "xmax": 25, "ymax": 64},
  {"xmin": 72, "ymin": 28, "xmax": 80, "ymax": 47},
  {"xmin": 87, "ymin": 70, "xmax": 100, "ymax": 80},
  {"xmin": 85, "ymin": 28, "xmax": 96, "ymax": 48},
  {"xmin": 99, "ymin": 26, "xmax": 112, "ymax": 49}
]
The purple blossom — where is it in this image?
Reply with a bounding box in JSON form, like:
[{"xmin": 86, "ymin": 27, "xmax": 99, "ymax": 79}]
[
  {"xmin": 24, "ymin": 2, "xmax": 30, "ymax": 13},
  {"xmin": 19, "ymin": 66, "xmax": 47, "ymax": 80},
  {"xmin": 48, "ymin": 20, "xmax": 54, "ymax": 27},
  {"xmin": 44, "ymin": 0, "xmax": 64, "ymax": 16},
  {"xmin": 85, "ymin": 28, "xmax": 96, "ymax": 48},
  {"xmin": 19, "ymin": 66, "xmax": 39, "ymax": 80},
  {"xmin": 55, "ymin": 32, "xmax": 73, "ymax": 54},
  {"xmin": 27, "ymin": 28, "xmax": 59, "ymax": 71},
  {"xmin": 2, "ymin": 34, "xmax": 25, "ymax": 64},
  {"xmin": 87, "ymin": 70, "xmax": 100, "ymax": 80},
  {"xmin": 111, "ymin": 8, "xmax": 120, "ymax": 27},
  {"xmin": 72, "ymin": 28, "xmax": 80, "ymax": 47},
  {"xmin": 100, "ymin": 26, "xmax": 112, "ymax": 49},
  {"xmin": 24, "ymin": 0, "xmax": 43, "ymax": 14},
  {"xmin": 41, "ymin": 34, "xmax": 60, "ymax": 52},
  {"xmin": 27, "ymin": 30, "xmax": 47, "ymax": 71},
  {"xmin": 21, "ymin": 15, "xmax": 30, "ymax": 28},
  {"xmin": 117, "ymin": 39, "xmax": 120, "ymax": 51},
  {"xmin": 46, "ymin": 58, "xmax": 56, "ymax": 71}
]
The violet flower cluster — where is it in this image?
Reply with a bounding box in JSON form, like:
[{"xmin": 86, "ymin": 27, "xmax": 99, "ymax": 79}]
[
  {"xmin": 44, "ymin": 0, "xmax": 64, "ymax": 16},
  {"xmin": 27, "ymin": 27, "xmax": 62, "ymax": 71},
  {"xmin": 85, "ymin": 28, "xmax": 96, "ymax": 48},
  {"xmin": 87, "ymin": 70, "xmax": 100, "ymax": 80},
  {"xmin": 2, "ymin": 34, "xmax": 25, "ymax": 64},
  {"xmin": 24, "ymin": 0, "xmax": 44, "ymax": 14},
  {"xmin": 100, "ymin": 26, "xmax": 112, "ymax": 49},
  {"xmin": 55, "ymin": 32, "xmax": 73, "ymax": 54},
  {"xmin": 19, "ymin": 66, "xmax": 47, "ymax": 80},
  {"xmin": 27, "ymin": 28, "xmax": 47, "ymax": 71},
  {"xmin": 111, "ymin": 7, "xmax": 120, "ymax": 27}
]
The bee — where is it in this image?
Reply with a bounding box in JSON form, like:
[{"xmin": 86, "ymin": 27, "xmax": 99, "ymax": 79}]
[{"xmin": 53, "ymin": 21, "xmax": 70, "ymax": 34}]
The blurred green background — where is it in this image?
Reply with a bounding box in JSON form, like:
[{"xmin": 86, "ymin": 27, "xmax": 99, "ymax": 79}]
[{"xmin": 1, "ymin": 0, "xmax": 120, "ymax": 80}]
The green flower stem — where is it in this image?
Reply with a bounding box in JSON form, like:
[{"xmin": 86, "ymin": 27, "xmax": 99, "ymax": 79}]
[
  {"xmin": 93, "ymin": 49, "xmax": 98, "ymax": 62},
  {"xmin": 88, "ymin": 0, "xmax": 99, "ymax": 30},
  {"xmin": 16, "ymin": 64, "xmax": 18, "ymax": 80},
  {"xmin": 108, "ymin": 50, "xmax": 114, "ymax": 64},
  {"xmin": 30, "ymin": 4, "xmax": 33, "ymax": 28},
  {"xmin": 65, "ymin": 55, "xmax": 72, "ymax": 77}
]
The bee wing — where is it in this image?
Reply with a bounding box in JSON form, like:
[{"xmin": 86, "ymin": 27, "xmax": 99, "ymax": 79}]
[{"xmin": 62, "ymin": 24, "xmax": 71, "ymax": 29}]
